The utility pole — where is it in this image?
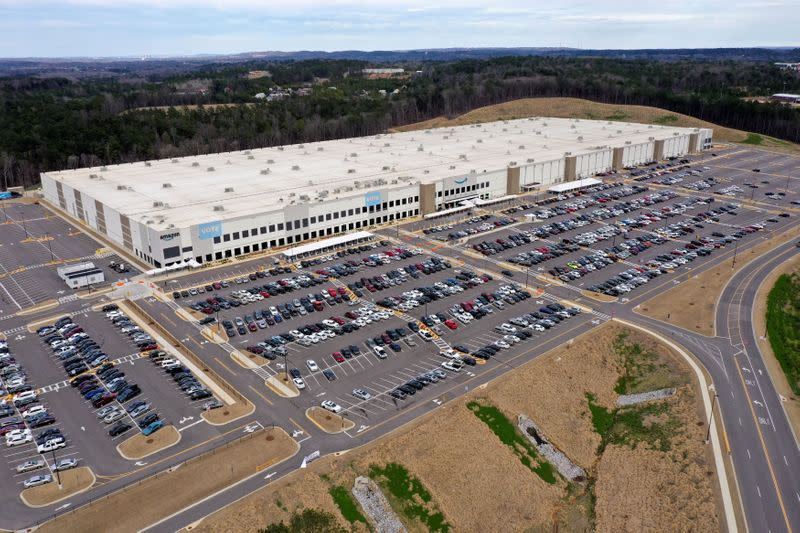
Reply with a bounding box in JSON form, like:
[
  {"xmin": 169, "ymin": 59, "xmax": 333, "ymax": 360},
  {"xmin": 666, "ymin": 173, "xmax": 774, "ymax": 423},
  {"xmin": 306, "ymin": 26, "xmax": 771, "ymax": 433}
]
[{"xmin": 731, "ymin": 240, "xmax": 739, "ymax": 269}]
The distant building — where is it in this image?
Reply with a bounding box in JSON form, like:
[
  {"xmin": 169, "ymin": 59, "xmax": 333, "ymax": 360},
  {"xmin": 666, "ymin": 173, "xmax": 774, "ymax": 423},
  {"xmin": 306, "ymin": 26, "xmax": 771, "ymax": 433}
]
[
  {"xmin": 774, "ymin": 62, "xmax": 800, "ymax": 71},
  {"xmin": 254, "ymin": 92, "xmax": 267, "ymax": 100},
  {"xmin": 362, "ymin": 68, "xmax": 407, "ymax": 79},
  {"xmin": 770, "ymin": 93, "xmax": 800, "ymax": 103}
]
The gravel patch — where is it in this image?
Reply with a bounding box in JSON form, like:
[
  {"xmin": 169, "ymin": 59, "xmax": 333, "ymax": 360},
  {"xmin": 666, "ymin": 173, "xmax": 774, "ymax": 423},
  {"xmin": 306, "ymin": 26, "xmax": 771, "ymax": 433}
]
[
  {"xmin": 518, "ymin": 415, "xmax": 586, "ymax": 482},
  {"xmin": 616, "ymin": 388, "xmax": 676, "ymax": 407},
  {"xmin": 351, "ymin": 476, "xmax": 406, "ymax": 533}
]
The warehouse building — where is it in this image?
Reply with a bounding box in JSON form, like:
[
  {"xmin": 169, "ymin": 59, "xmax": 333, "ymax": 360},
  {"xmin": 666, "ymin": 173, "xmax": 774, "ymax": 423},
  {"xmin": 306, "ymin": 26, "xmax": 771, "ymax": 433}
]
[{"xmin": 41, "ymin": 117, "xmax": 712, "ymax": 267}]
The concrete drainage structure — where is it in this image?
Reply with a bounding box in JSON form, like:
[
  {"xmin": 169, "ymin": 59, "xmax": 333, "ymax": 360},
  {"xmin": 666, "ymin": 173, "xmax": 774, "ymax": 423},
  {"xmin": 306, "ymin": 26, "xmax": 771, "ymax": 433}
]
[
  {"xmin": 351, "ymin": 476, "xmax": 407, "ymax": 533},
  {"xmin": 616, "ymin": 388, "xmax": 676, "ymax": 407},
  {"xmin": 517, "ymin": 414, "xmax": 586, "ymax": 482}
]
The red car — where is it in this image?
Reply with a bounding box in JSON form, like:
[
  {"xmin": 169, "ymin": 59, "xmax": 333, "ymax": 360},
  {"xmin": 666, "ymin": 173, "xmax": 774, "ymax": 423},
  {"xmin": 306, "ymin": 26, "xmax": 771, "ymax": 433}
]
[
  {"xmin": 247, "ymin": 322, "xmax": 257, "ymax": 332},
  {"xmin": 327, "ymin": 288, "xmax": 338, "ymax": 297},
  {"xmin": 444, "ymin": 319, "xmax": 458, "ymax": 330},
  {"xmin": 331, "ymin": 316, "xmax": 345, "ymax": 325},
  {"xmin": 332, "ymin": 352, "xmax": 345, "ymax": 363}
]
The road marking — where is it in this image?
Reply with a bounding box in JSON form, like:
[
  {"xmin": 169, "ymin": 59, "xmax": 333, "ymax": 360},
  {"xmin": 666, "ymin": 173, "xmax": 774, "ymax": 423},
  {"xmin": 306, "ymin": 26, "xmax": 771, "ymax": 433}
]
[
  {"xmin": 247, "ymin": 384, "xmax": 274, "ymax": 406},
  {"xmin": 178, "ymin": 419, "xmax": 205, "ymax": 432},
  {"xmin": 213, "ymin": 357, "xmax": 237, "ymax": 376}
]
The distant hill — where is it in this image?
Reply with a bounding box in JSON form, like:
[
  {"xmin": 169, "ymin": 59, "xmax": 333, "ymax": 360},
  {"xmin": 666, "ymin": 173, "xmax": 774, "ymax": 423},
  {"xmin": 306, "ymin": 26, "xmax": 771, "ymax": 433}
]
[
  {"xmin": 2, "ymin": 47, "xmax": 799, "ymax": 77},
  {"xmin": 391, "ymin": 97, "xmax": 800, "ymax": 154}
]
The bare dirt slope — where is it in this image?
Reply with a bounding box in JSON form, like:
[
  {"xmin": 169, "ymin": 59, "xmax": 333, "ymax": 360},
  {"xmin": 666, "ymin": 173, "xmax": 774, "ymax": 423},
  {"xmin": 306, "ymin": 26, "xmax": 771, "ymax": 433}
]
[
  {"xmin": 191, "ymin": 323, "xmax": 720, "ymax": 533},
  {"xmin": 391, "ymin": 97, "xmax": 799, "ymax": 154}
]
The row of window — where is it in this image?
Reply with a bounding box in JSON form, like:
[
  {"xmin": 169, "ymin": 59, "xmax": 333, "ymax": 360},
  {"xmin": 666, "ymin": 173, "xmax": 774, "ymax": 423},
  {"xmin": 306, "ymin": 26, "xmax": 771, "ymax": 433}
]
[
  {"xmin": 439, "ymin": 182, "xmax": 490, "ymax": 198},
  {"xmin": 212, "ymin": 195, "xmax": 420, "ymax": 245},
  {"xmin": 183, "ymin": 209, "xmax": 420, "ymax": 266}
]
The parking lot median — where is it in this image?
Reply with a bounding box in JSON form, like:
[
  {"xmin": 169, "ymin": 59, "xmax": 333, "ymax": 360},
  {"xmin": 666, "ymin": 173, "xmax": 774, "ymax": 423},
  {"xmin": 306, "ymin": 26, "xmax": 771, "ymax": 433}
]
[
  {"xmin": 117, "ymin": 425, "xmax": 181, "ymax": 460},
  {"xmin": 266, "ymin": 374, "xmax": 300, "ymax": 398},
  {"xmin": 33, "ymin": 427, "xmax": 298, "ymax": 533},
  {"xmin": 306, "ymin": 406, "xmax": 355, "ymax": 434},
  {"xmin": 20, "ymin": 467, "xmax": 96, "ymax": 508}
]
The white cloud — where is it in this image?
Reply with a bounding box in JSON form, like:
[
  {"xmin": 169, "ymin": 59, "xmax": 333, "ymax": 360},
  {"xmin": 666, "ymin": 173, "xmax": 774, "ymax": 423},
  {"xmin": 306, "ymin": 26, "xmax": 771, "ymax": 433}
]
[{"xmin": 558, "ymin": 13, "xmax": 699, "ymax": 24}]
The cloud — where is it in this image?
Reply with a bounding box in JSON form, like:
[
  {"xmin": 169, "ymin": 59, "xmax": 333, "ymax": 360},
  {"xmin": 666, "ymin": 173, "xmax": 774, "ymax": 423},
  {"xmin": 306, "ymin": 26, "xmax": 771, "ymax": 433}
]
[{"xmin": 557, "ymin": 13, "xmax": 699, "ymax": 24}]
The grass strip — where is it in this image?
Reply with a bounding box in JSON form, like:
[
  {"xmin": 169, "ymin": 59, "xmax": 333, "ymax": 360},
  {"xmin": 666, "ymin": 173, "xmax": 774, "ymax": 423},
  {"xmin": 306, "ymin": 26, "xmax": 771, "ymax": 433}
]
[
  {"xmin": 328, "ymin": 485, "xmax": 368, "ymax": 526},
  {"xmin": 368, "ymin": 463, "xmax": 450, "ymax": 532},
  {"xmin": 766, "ymin": 273, "xmax": 800, "ymax": 394},
  {"xmin": 466, "ymin": 400, "xmax": 557, "ymax": 484}
]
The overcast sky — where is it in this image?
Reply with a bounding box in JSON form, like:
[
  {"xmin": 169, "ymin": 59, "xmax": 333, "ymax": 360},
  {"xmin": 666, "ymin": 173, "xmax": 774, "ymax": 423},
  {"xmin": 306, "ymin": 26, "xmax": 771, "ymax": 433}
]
[{"xmin": 1, "ymin": 0, "xmax": 799, "ymax": 58}]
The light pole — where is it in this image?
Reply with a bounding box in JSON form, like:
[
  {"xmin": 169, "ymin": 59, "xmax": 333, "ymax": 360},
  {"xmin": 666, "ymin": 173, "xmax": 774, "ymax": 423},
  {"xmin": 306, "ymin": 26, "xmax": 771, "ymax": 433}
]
[
  {"xmin": 51, "ymin": 449, "xmax": 62, "ymax": 488},
  {"xmin": 705, "ymin": 393, "xmax": 718, "ymax": 443},
  {"xmin": 46, "ymin": 233, "xmax": 54, "ymax": 262}
]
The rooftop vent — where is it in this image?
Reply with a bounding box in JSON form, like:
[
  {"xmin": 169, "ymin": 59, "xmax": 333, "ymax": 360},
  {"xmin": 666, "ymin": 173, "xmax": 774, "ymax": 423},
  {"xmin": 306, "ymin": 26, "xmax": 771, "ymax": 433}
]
[
  {"xmin": 350, "ymin": 152, "xmax": 358, "ymax": 157},
  {"xmin": 260, "ymin": 169, "xmax": 270, "ymax": 175},
  {"xmin": 116, "ymin": 185, "xmax": 126, "ymax": 190},
  {"xmin": 171, "ymin": 159, "xmax": 179, "ymax": 163},
  {"xmin": 449, "ymin": 165, "xmax": 456, "ymax": 170},
  {"xmin": 526, "ymin": 158, "xmax": 535, "ymax": 163},
  {"xmin": 417, "ymin": 145, "xmax": 424, "ymax": 152},
  {"xmin": 423, "ymin": 170, "xmax": 430, "ymax": 174},
  {"xmin": 191, "ymin": 162, "xmax": 200, "ymax": 167},
  {"xmin": 518, "ymin": 145, "xmax": 525, "ymax": 150},
  {"xmin": 244, "ymin": 150, "xmax": 251, "ymax": 155},
  {"xmin": 347, "ymin": 169, "xmax": 356, "ymax": 174},
  {"xmin": 458, "ymin": 154, "xmax": 467, "ymax": 160},
  {"xmin": 509, "ymin": 161, "xmax": 518, "ymax": 167},
  {"xmin": 382, "ymin": 166, "xmax": 391, "ymax": 171},
  {"xmin": 207, "ymin": 167, "xmax": 215, "ymax": 172},
  {"xmin": 384, "ymin": 143, "xmax": 390, "ymax": 147},
  {"xmin": 577, "ymin": 136, "xmax": 583, "ymax": 142},
  {"xmin": 213, "ymin": 205, "xmax": 224, "ymax": 212},
  {"xmin": 267, "ymin": 159, "xmax": 275, "ymax": 164},
  {"xmin": 144, "ymin": 161, "xmax": 152, "ymax": 167},
  {"xmin": 100, "ymin": 166, "xmax": 108, "ymax": 172},
  {"xmin": 89, "ymin": 174, "xmax": 99, "ymax": 179},
  {"xmin": 224, "ymin": 187, "xmax": 234, "ymax": 193},
  {"xmin": 162, "ymin": 183, "xmax": 172, "ymax": 188},
  {"xmin": 291, "ymin": 165, "xmax": 300, "ymax": 171},
  {"xmin": 625, "ymin": 140, "xmax": 632, "ymax": 145},
  {"xmin": 278, "ymin": 146, "xmax": 285, "ymax": 151},
  {"xmin": 298, "ymin": 144, "xmax": 304, "ymax": 149},
  {"xmin": 476, "ymin": 139, "xmax": 483, "ymax": 143},
  {"xmin": 564, "ymin": 151, "xmax": 572, "ymax": 156},
  {"xmin": 247, "ymin": 155, "xmax": 255, "ymax": 160},
  {"xmin": 317, "ymin": 147, "xmax": 324, "ymax": 151},
  {"xmin": 153, "ymin": 201, "xmax": 164, "ymax": 208}
]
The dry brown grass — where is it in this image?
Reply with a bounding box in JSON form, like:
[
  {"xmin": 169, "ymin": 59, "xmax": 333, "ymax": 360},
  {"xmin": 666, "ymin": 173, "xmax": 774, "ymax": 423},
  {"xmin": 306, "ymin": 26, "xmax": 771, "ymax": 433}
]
[
  {"xmin": 639, "ymin": 224, "xmax": 800, "ymax": 335},
  {"xmin": 391, "ymin": 97, "xmax": 800, "ymax": 154},
  {"xmin": 201, "ymin": 399, "xmax": 255, "ymax": 425},
  {"xmin": 117, "ymin": 425, "xmax": 181, "ymax": 460},
  {"xmin": 21, "ymin": 467, "xmax": 95, "ymax": 507},
  {"xmin": 191, "ymin": 323, "xmax": 720, "ymax": 533},
  {"xmin": 37, "ymin": 428, "xmax": 298, "ymax": 533},
  {"xmin": 306, "ymin": 407, "xmax": 355, "ymax": 434}
]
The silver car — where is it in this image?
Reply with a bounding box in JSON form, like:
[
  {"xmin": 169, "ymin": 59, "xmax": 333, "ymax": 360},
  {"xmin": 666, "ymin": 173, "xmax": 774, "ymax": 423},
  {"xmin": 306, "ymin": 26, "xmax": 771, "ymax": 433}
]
[
  {"xmin": 16, "ymin": 459, "xmax": 45, "ymax": 473},
  {"xmin": 23, "ymin": 474, "xmax": 52, "ymax": 488}
]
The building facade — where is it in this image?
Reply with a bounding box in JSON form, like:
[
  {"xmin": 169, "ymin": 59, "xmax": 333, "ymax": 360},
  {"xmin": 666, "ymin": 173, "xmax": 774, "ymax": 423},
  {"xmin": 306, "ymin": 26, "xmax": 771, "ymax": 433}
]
[{"xmin": 41, "ymin": 118, "xmax": 712, "ymax": 267}]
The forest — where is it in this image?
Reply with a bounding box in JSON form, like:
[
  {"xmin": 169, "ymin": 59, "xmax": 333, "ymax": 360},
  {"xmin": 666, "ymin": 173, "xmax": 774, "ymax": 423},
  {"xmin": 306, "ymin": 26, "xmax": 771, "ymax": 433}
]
[{"xmin": 1, "ymin": 55, "xmax": 799, "ymax": 189}]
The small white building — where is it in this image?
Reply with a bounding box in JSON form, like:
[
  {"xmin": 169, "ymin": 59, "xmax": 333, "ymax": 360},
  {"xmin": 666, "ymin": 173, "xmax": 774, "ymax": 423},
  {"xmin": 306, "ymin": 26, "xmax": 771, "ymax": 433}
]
[{"xmin": 57, "ymin": 262, "xmax": 105, "ymax": 289}]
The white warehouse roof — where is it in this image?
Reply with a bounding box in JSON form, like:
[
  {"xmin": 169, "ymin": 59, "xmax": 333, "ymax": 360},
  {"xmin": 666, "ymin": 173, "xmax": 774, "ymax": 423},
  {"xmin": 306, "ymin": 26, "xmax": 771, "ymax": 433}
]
[{"xmin": 43, "ymin": 117, "xmax": 705, "ymax": 230}]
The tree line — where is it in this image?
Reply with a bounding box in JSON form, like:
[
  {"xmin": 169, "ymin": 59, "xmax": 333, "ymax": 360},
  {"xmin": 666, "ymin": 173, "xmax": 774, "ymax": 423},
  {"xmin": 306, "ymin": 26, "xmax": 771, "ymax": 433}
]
[{"xmin": 1, "ymin": 56, "xmax": 799, "ymax": 189}]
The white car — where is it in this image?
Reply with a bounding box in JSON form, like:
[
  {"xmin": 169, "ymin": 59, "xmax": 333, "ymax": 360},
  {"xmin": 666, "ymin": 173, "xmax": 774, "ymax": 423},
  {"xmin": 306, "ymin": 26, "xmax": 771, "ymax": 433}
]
[
  {"xmin": 418, "ymin": 330, "xmax": 434, "ymax": 342},
  {"xmin": 306, "ymin": 360, "xmax": 319, "ymax": 372},
  {"xmin": 320, "ymin": 400, "xmax": 342, "ymax": 414},
  {"xmin": 37, "ymin": 438, "xmax": 66, "ymax": 454},
  {"xmin": 441, "ymin": 360, "xmax": 463, "ymax": 372},
  {"xmin": 494, "ymin": 340, "xmax": 511, "ymax": 349},
  {"xmin": 12, "ymin": 391, "xmax": 37, "ymax": 406},
  {"xmin": 352, "ymin": 388, "xmax": 371, "ymax": 401},
  {"xmin": 16, "ymin": 459, "xmax": 45, "ymax": 473},
  {"xmin": 373, "ymin": 346, "xmax": 387, "ymax": 359},
  {"xmin": 23, "ymin": 474, "xmax": 52, "ymax": 488},
  {"xmin": 439, "ymin": 349, "xmax": 459, "ymax": 360},
  {"xmin": 21, "ymin": 405, "xmax": 46, "ymax": 419},
  {"xmin": 292, "ymin": 377, "xmax": 306, "ymax": 390},
  {"xmin": 53, "ymin": 458, "xmax": 79, "ymax": 471},
  {"xmin": 6, "ymin": 432, "xmax": 33, "ymax": 447}
]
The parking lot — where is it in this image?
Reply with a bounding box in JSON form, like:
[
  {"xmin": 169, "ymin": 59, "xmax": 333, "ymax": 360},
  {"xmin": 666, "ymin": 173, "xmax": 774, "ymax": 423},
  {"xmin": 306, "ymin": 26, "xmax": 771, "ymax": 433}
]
[
  {"xmin": 0, "ymin": 202, "xmax": 138, "ymax": 317},
  {"xmin": 1, "ymin": 145, "xmax": 798, "ymax": 528}
]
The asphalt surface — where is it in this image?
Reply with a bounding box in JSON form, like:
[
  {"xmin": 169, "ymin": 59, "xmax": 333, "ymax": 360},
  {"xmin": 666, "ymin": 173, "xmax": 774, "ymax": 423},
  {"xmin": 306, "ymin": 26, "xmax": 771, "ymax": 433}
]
[{"xmin": 0, "ymin": 145, "xmax": 798, "ymax": 532}]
